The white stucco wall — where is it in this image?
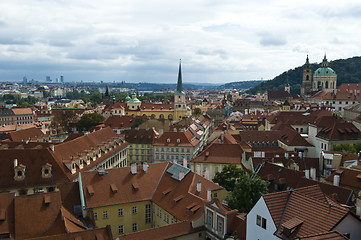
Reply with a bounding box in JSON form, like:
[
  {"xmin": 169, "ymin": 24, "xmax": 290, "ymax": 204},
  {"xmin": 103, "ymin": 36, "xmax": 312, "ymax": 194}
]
[{"xmin": 247, "ymin": 197, "xmax": 280, "ymax": 240}]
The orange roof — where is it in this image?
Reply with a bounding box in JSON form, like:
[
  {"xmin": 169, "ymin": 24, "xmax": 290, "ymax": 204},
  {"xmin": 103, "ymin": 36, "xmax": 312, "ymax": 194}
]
[
  {"xmin": 11, "ymin": 107, "xmax": 33, "ymax": 115},
  {"xmin": 264, "ymin": 185, "xmax": 350, "ymax": 239},
  {"xmin": 153, "ymin": 130, "xmax": 199, "ymax": 147},
  {"xmin": 117, "ymin": 221, "xmax": 197, "ymax": 240},
  {"xmin": 325, "ymin": 167, "xmax": 361, "ymax": 189},
  {"xmin": 25, "ymin": 227, "xmax": 113, "ymax": 240},
  {"xmin": 3, "ymin": 127, "xmax": 45, "ymax": 142},
  {"xmin": 0, "ymin": 192, "xmax": 15, "ymax": 237},
  {"xmin": 191, "ymin": 143, "xmax": 244, "ymax": 164},
  {"xmin": 14, "ymin": 191, "xmax": 86, "ymax": 239},
  {"xmin": 80, "ymin": 162, "xmax": 168, "ymax": 208}
]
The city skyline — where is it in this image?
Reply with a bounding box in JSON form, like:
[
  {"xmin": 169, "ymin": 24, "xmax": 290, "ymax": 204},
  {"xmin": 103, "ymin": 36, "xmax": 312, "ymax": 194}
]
[{"xmin": 0, "ymin": 0, "xmax": 360, "ymax": 83}]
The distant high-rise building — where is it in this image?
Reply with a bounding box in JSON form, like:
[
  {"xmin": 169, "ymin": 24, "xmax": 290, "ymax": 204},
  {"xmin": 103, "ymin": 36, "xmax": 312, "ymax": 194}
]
[
  {"xmin": 46, "ymin": 76, "xmax": 51, "ymax": 82},
  {"xmin": 60, "ymin": 75, "xmax": 64, "ymax": 83},
  {"xmin": 23, "ymin": 76, "xmax": 27, "ymax": 84}
]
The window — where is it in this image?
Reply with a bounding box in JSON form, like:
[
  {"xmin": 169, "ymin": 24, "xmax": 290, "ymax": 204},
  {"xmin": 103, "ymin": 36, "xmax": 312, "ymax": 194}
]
[
  {"xmin": 159, "ymin": 209, "xmax": 162, "ymax": 218},
  {"xmin": 118, "ymin": 208, "xmax": 123, "ymax": 217},
  {"xmin": 103, "ymin": 211, "xmax": 108, "ymax": 219},
  {"xmin": 326, "ymin": 159, "xmax": 332, "ymax": 166},
  {"xmin": 217, "ymin": 217, "xmax": 224, "ymax": 235},
  {"xmin": 132, "ymin": 223, "xmax": 137, "ymax": 232},
  {"xmin": 132, "ymin": 206, "xmax": 137, "ymax": 214},
  {"xmin": 118, "ymin": 225, "xmax": 124, "ymax": 234},
  {"xmin": 94, "ymin": 212, "xmax": 98, "ymax": 221},
  {"xmin": 145, "ymin": 204, "xmax": 151, "ymax": 224},
  {"xmin": 256, "ymin": 215, "xmax": 267, "ymax": 229},
  {"xmin": 207, "ymin": 211, "xmax": 213, "ymax": 228}
]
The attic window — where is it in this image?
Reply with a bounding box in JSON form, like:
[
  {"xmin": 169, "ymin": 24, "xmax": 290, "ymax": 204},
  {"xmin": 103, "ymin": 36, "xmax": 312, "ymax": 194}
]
[
  {"xmin": 173, "ymin": 195, "xmax": 184, "ymax": 204},
  {"xmin": 44, "ymin": 195, "xmax": 51, "ymax": 204},
  {"xmin": 186, "ymin": 202, "xmax": 197, "ymax": 211},
  {"xmin": 167, "ymin": 138, "xmax": 171, "ymax": 143},
  {"xmin": 14, "ymin": 165, "xmax": 26, "ymax": 181},
  {"xmin": 176, "ymin": 138, "xmax": 181, "ymax": 143},
  {"xmin": 0, "ymin": 209, "xmax": 6, "ymax": 221},
  {"xmin": 189, "ymin": 204, "xmax": 201, "ymax": 214},
  {"xmin": 87, "ymin": 185, "xmax": 95, "ymax": 196},
  {"xmin": 42, "ymin": 164, "xmax": 52, "ymax": 178},
  {"xmin": 132, "ymin": 182, "xmax": 139, "ymax": 191},
  {"xmin": 162, "ymin": 187, "xmax": 172, "ymax": 196},
  {"xmin": 281, "ymin": 217, "xmax": 303, "ymax": 237},
  {"xmin": 110, "ymin": 184, "xmax": 118, "ymax": 193}
]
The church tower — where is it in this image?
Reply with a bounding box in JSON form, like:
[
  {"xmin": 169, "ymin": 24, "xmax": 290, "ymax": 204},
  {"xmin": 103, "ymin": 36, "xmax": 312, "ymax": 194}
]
[
  {"xmin": 174, "ymin": 60, "xmax": 186, "ymax": 120},
  {"xmin": 301, "ymin": 55, "xmax": 312, "ymax": 97},
  {"xmin": 313, "ymin": 54, "xmax": 337, "ymax": 92}
]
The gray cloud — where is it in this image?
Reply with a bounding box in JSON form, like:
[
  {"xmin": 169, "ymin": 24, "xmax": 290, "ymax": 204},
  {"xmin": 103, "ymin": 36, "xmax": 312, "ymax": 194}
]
[{"xmin": 258, "ymin": 32, "xmax": 287, "ymax": 46}]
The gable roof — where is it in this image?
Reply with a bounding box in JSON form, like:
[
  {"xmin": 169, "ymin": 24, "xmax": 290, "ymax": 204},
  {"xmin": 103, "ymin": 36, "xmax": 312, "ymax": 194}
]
[
  {"xmin": 3, "ymin": 127, "xmax": 45, "ymax": 142},
  {"xmin": 263, "ymin": 185, "xmax": 350, "ymax": 239},
  {"xmin": 325, "ymin": 167, "xmax": 361, "ymax": 189},
  {"xmin": 153, "ymin": 130, "xmax": 199, "ymax": 147}
]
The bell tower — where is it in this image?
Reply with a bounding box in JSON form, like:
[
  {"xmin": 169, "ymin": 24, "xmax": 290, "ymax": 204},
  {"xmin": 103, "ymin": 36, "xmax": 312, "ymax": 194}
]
[
  {"xmin": 301, "ymin": 55, "xmax": 312, "ymax": 97},
  {"xmin": 174, "ymin": 59, "xmax": 186, "ymax": 120}
]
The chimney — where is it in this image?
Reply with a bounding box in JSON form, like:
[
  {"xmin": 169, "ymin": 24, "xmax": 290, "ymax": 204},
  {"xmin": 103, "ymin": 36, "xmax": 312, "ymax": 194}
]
[
  {"xmin": 183, "ymin": 158, "xmax": 187, "ymax": 168},
  {"xmin": 143, "ymin": 162, "xmax": 148, "ymax": 173},
  {"xmin": 179, "ymin": 171, "xmax": 185, "ymax": 181},
  {"xmin": 49, "ymin": 144, "xmax": 55, "ymax": 152},
  {"xmin": 196, "ymin": 180, "xmax": 201, "ymax": 193},
  {"xmin": 310, "ymin": 168, "xmax": 316, "ymax": 180},
  {"xmin": 131, "ymin": 164, "xmax": 137, "ymax": 175},
  {"xmin": 207, "ymin": 188, "xmax": 212, "ymax": 201},
  {"xmin": 14, "ymin": 159, "xmax": 18, "ymax": 168},
  {"xmin": 196, "ymin": 165, "xmax": 201, "ymax": 175},
  {"xmin": 305, "ymin": 169, "xmax": 310, "ymax": 179},
  {"xmin": 333, "ymin": 174, "xmax": 340, "ymax": 186}
]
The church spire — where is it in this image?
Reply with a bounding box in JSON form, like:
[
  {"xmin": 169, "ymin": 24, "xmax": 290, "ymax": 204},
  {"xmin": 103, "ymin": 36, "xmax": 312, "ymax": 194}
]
[
  {"xmin": 176, "ymin": 59, "xmax": 184, "ymax": 94},
  {"xmin": 304, "ymin": 55, "xmax": 310, "ymax": 68}
]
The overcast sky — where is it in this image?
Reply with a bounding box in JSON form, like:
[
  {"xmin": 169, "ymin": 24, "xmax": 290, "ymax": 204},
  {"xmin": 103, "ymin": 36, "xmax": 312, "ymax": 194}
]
[{"xmin": 0, "ymin": 0, "xmax": 360, "ymax": 84}]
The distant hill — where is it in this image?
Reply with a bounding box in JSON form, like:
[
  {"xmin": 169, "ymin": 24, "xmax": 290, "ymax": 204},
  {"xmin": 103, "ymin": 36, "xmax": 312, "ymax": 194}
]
[
  {"xmin": 247, "ymin": 56, "xmax": 361, "ymax": 94},
  {"xmin": 217, "ymin": 80, "xmax": 264, "ymax": 90}
]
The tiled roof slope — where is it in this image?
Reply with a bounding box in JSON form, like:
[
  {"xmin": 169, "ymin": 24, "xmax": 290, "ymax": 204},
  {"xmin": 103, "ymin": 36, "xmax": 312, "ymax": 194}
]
[
  {"xmin": 104, "ymin": 115, "xmax": 147, "ymax": 129},
  {"xmin": 266, "ymin": 109, "xmax": 332, "ymax": 125},
  {"xmin": 191, "ymin": 143, "xmax": 243, "ymax": 164},
  {"xmin": 11, "ymin": 107, "xmax": 33, "ymax": 115},
  {"xmin": 325, "ymin": 167, "xmax": 361, "ymax": 189},
  {"xmin": 117, "ymin": 221, "xmax": 197, "ymax": 240},
  {"xmin": 80, "ymin": 162, "xmax": 168, "ymax": 208},
  {"xmin": 123, "ymin": 128, "xmax": 157, "ymax": 144},
  {"xmin": 313, "ymin": 83, "xmax": 361, "ymax": 101},
  {"xmin": 264, "ymin": 185, "xmax": 350, "ymax": 239},
  {"xmin": 239, "ymin": 130, "xmax": 283, "ymax": 143},
  {"xmin": 272, "ymin": 124, "xmax": 313, "ymax": 146},
  {"xmin": 153, "ymin": 130, "xmax": 199, "ymax": 147},
  {"xmin": 25, "ymin": 226, "xmax": 113, "ymax": 240},
  {"xmin": 14, "ymin": 191, "xmax": 86, "ymax": 239},
  {"xmin": 3, "ymin": 127, "xmax": 45, "ymax": 142},
  {"xmin": 0, "ymin": 148, "xmax": 69, "ymax": 189},
  {"xmin": 152, "ymin": 164, "xmax": 223, "ymax": 221},
  {"xmin": 257, "ymin": 162, "xmax": 353, "ymax": 205},
  {"xmin": 0, "ymin": 192, "xmax": 15, "ymax": 238},
  {"xmin": 299, "ymin": 230, "xmax": 349, "ymax": 240},
  {"xmin": 315, "ymin": 119, "xmax": 361, "ymax": 140}
]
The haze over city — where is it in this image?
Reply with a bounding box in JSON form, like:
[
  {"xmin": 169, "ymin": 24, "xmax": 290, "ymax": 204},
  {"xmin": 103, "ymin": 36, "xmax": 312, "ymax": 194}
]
[{"xmin": 0, "ymin": 0, "xmax": 360, "ymax": 83}]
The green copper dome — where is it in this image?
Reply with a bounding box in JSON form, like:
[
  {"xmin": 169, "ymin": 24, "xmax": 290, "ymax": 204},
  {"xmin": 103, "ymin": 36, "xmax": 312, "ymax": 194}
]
[
  {"xmin": 125, "ymin": 96, "xmax": 131, "ymax": 101},
  {"xmin": 314, "ymin": 67, "xmax": 336, "ymax": 76},
  {"xmin": 128, "ymin": 97, "xmax": 140, "ymax": 103}
]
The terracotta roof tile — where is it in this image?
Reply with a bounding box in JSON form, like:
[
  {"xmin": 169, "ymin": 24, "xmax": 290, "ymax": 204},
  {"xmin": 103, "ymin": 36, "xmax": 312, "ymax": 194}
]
[
  {"xmin": 0, "ymin": 192, "xmax": 14, "ymax": 237},
  {"xmin": 191, "ymin": 143, "xmax": 243, "ymax": 164}
]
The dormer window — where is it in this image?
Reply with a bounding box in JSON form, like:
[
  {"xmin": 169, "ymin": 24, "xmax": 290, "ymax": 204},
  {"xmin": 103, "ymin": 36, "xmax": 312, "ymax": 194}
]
[
  {"xmin": 167, "ymin": 138, "xmax": 170, "ymax": 143},
  {"xmin": 176, "ymin": 139, "xmax": 180, "ymax": 143},
  {"xmin": 42, "ymin": 163, "xmax": 52, "ymax": 178},
  {"xmin": 14, "ymin": 165, "xmax": 26, "ymax": 181}
]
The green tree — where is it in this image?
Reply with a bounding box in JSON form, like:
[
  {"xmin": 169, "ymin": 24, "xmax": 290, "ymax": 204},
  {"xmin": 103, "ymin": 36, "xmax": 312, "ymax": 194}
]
[
  {"xmin": 226, "ymin": 174, "xmax": 269, "ymax": 213},
  {"xmin": 131, "ymin": 117, "xmax": 145, "ymax": 128},
  {"xmin": 213, "ymin": 164, "xmax": 245, "ymax": 191},
  {"xmin": 77, "ymin": 113, "xmax": 104, "ymax": 131},
  {"xmin": 332, "ymin": 143, "xmax": 357, "ymax": 153},
  {"xmin": 192, "ymin": 107, "xmax": 202, "ymax": 117},
  {"xmin": 213, "ymin": 164, "xmax": 269, "ymax": 213}
]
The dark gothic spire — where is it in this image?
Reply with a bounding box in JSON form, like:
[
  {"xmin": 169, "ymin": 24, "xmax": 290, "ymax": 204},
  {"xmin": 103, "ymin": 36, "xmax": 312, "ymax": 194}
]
[
  {"xmin": 176, "ymin": 59, "xmax": 184, "ymax": 94},
  {"xmin": 304, "ymin": 55, "xmax": 310, "ymax": 68}
]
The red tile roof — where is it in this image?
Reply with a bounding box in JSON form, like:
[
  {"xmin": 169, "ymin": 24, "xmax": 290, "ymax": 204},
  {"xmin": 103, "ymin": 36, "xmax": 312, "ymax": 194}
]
[
  {"xmin": 153, "ymin": 130, "xmax": 199, "ymax": 147},
  {"xmin": 299, "ymin": 230, "xmax": 349, "ymax": 240},
  {"xmin": 80, "ymin": 162, "xmax": 168, "ymax": 208},
  {"xmin": 325, "ymin": 167, "xmax": 361, "ymax": 190},
  {"xmin": 191, "ymin": 143, "xmax": 243, "ymax": 164},
  {"xmin": 117, "ymin": 221, "xmax": 198, "ymax": 240},
  {"xmin": 0, "ymin": 193, "xmax": 14, "ymax": 238},
  {"xmin": 3, "ymin": 127, "xmax": 45, "ymax": 142},
  {"xmin": 122, "ymin": 128, "xmax": 157, "ymax": 144},
  {"xmin": 264, "ymin": 185, "xmax": 350, "ymax": 239}
]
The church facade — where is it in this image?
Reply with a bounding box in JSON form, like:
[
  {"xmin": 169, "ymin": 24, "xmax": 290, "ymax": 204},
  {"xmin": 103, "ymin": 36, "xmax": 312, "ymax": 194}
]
[{"xmin": 301, "ymin": 54, "xmax": 337, "ymax": 98}]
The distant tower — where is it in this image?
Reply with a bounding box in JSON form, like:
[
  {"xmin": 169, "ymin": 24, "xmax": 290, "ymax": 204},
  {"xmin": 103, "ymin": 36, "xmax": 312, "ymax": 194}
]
[
  {"xmin": 285, "ymin": 76, "xmax": 291, "ymax": 94},
  {"xmin": 60, "ymin": 75, "xmax": 64, "ymax": 83},
  {"xmin": 22, "ymin": 76, "xmax": 27, "ymax": 84},
  {"xmin": 301, "ymin": 55, "xmax": 312, "ymax": 97},
  {"xmin": 174, "ymin": 59, "xmax": 187, "ymax": 120}
]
